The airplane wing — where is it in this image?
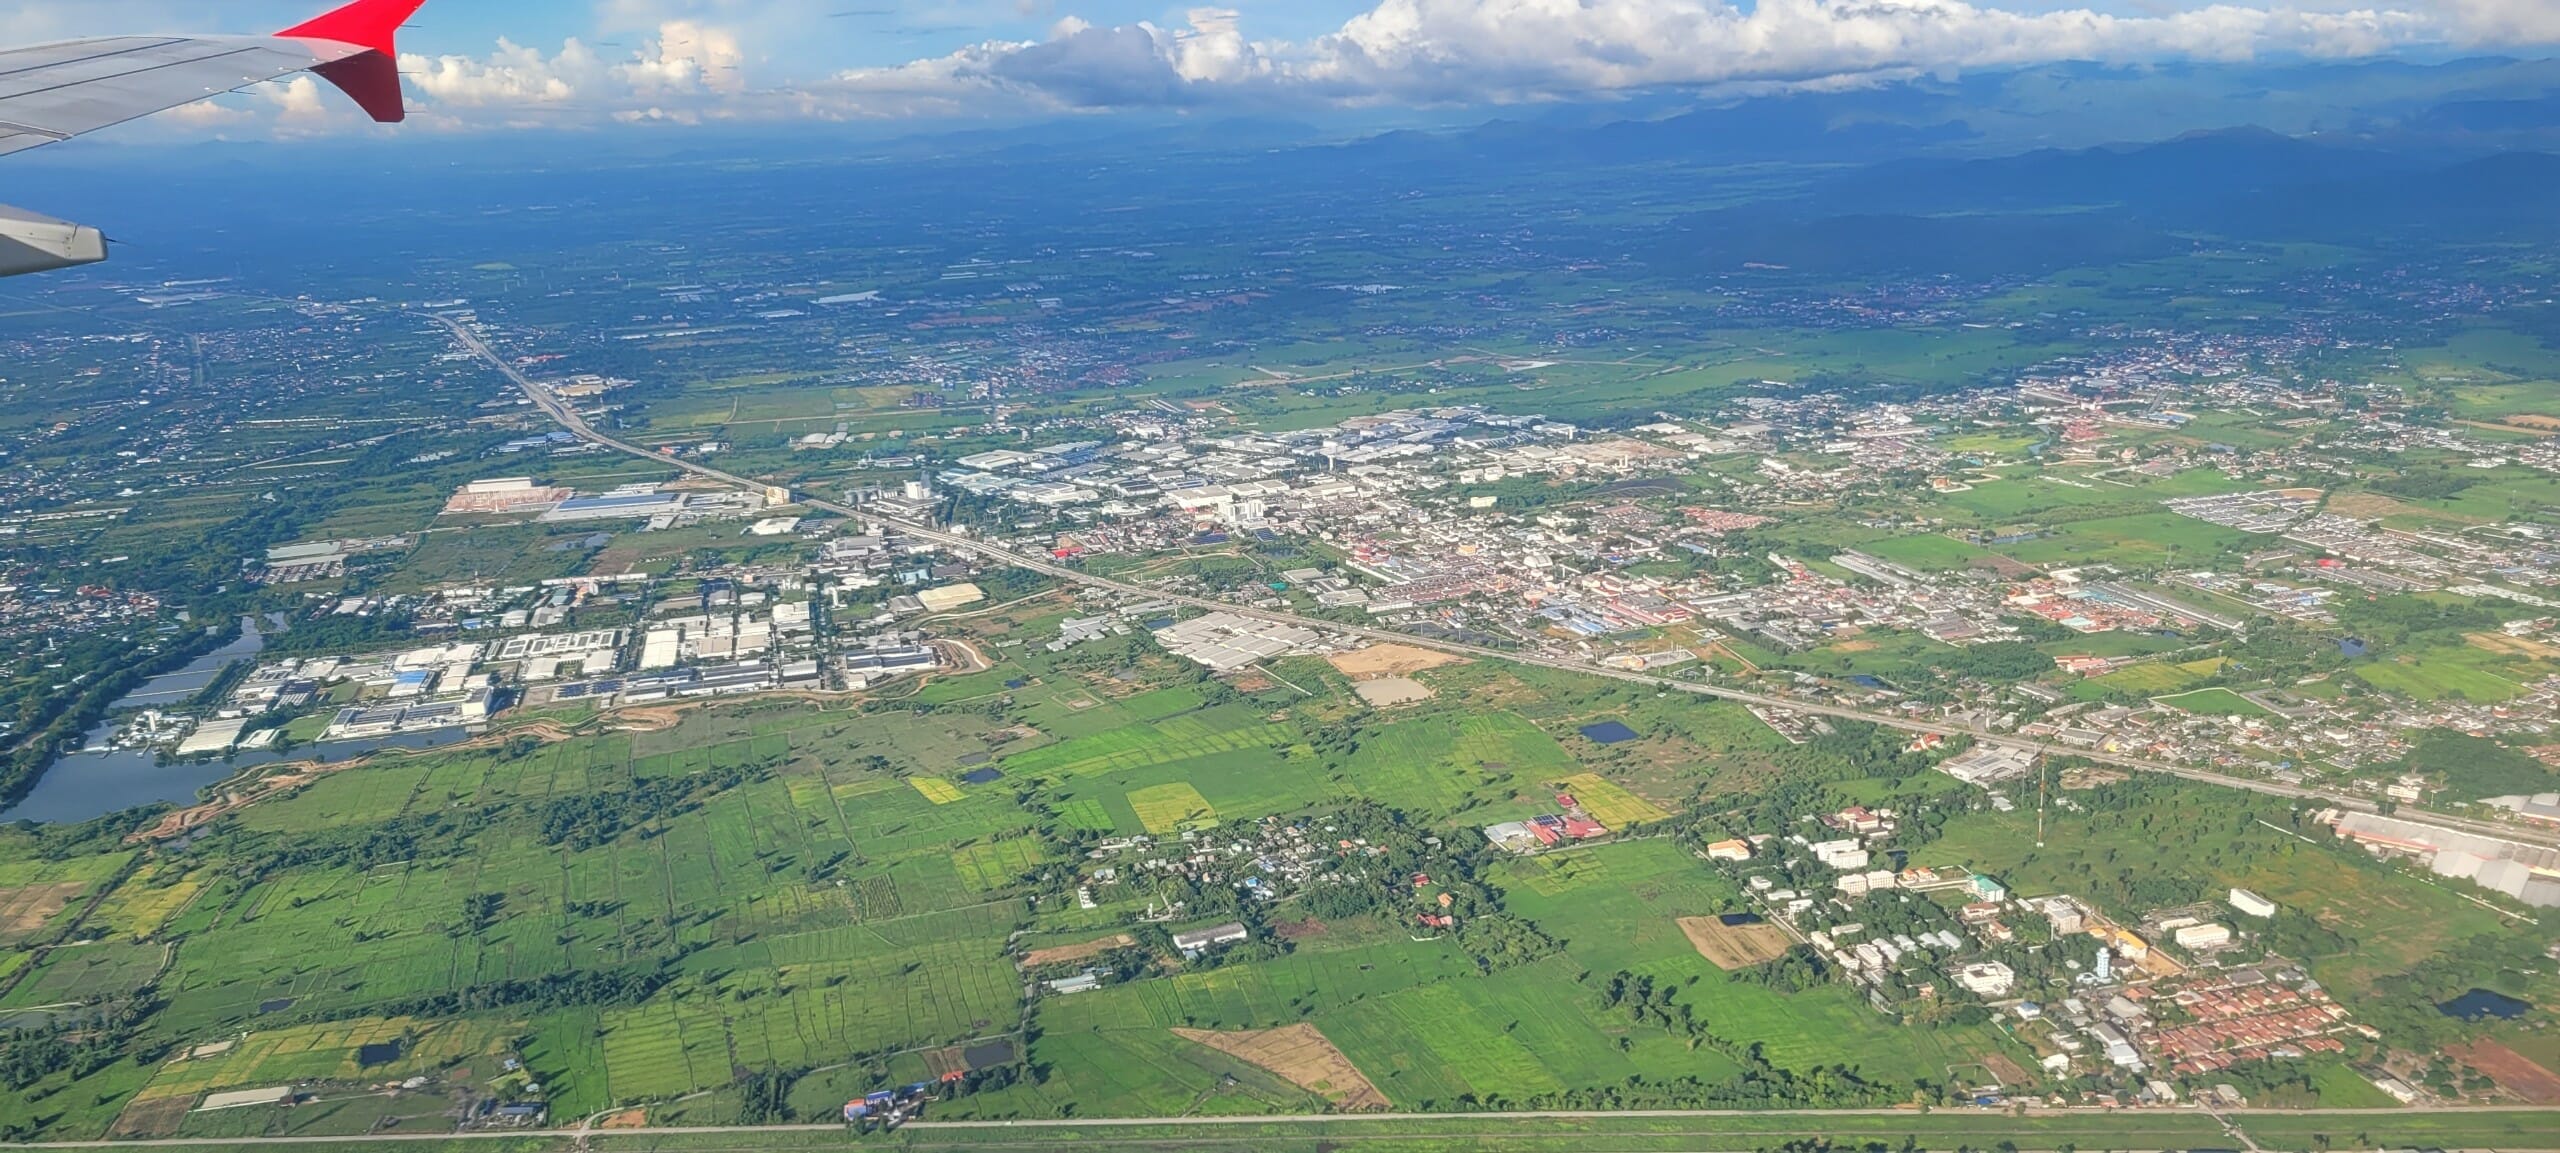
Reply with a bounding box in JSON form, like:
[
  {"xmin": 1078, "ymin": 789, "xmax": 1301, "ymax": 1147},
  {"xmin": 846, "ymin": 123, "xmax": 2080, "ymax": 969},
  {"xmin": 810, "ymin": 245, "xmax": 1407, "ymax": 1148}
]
[{"xmin": 0, "ymin": 0, "xmax": 427, "ymax": 277}]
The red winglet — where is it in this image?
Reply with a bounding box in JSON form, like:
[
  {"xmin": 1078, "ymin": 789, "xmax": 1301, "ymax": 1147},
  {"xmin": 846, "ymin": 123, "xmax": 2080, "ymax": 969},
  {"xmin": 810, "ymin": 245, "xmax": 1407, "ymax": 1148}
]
[
  {"xmin": 277, "ymin": 0, "xmax": 427, "ymax": 123},
  {"xmin": 277, "ymin": 0, "xmax": 426, "ymax": 57}
]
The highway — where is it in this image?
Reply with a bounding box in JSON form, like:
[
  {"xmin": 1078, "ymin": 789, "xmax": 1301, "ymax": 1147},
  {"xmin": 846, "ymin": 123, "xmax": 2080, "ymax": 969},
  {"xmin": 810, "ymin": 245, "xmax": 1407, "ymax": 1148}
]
[
  {"xmin": 432, "ymin": 314, "xmax": 2560, "ymax": 853},
  {"xmin": 7, "ymin": 1102, "xmax": 2558, "ymax": 1150}
]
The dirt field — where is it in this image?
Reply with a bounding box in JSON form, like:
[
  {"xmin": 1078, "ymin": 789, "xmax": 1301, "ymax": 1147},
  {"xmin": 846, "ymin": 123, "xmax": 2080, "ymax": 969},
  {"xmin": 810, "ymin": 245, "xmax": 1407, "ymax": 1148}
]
[
  {"xmin": 0, "ymin": 881, "xmax": 86, "ymax": 938},
  {"xmin": 2456, "ymin": 1040, "xmax": 2560, "ymax": 1105},
  {"xmin": 2060, "ymin": 767, "xmax": 2130, "ymax": 790},
  {"xmin": 106, "ymin": 1094, "xmax": 191, "ymax": 1138},
  {"xmin": 1173, "ymin": 1024, "xmax": 1389, "ymax": 1111},
  {"xmin": 1018, "ymin": 933, "xmax": 1134, "ymax": 969},
  {"xmin": 1272, "ymin": 917, "xmax": 1329, "ymax": 941},
  {"xmin": 1353, "ymin": 677, "xmax": 1434, "ymax": 707},
  {"xmin": 598, "ymin": 1109, "xmax": 649, "ymax": 1129},
  {"xmin": 1981, "ymin": 1053, "xmax": 2032, "ymax": 1087},
  {"xmin": 2325, "ymin": 491, "xmax": 2422, "ymax": 519},
  {"xmin": 1327, "ymin": 644, "xmax": 1466, "ymax": 679},
  {"xmin": 2470, "ymin": 632, "xmax": 2560, "ymax": 660},
  {"xmin": 1677, "ymin": 915, "xmax": 1793, "ymax": 969}
]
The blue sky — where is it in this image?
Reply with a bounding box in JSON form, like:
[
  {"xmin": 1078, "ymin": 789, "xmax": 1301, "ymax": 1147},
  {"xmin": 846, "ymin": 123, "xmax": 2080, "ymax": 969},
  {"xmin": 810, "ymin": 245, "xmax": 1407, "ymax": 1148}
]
[{"xmin": 8, "ymin": 0, "xmax": 2555, "ymax": 133}]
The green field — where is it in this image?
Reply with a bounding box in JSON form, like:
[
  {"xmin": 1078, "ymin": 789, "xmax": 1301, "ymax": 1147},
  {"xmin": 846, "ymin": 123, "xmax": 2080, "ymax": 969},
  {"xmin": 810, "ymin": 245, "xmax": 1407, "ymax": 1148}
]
[
  {"xmin": 2354, "ymin": 650, "xmax": 2534, "ymax": 702},
  {"xmin": 2154, "ymin": 686, "xmax": 2273, "ymax": 716}
]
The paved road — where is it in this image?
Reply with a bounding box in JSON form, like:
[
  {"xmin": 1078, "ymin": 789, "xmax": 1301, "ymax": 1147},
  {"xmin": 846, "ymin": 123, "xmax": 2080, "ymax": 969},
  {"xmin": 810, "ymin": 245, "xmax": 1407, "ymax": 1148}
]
[
  {"xmin": 9, "ymin": 1103, "xmax": 2558, "ymax": 1149},
  {"xmin": 432, "ymin": 315, "xmax": 2560, "ymax": 853}
]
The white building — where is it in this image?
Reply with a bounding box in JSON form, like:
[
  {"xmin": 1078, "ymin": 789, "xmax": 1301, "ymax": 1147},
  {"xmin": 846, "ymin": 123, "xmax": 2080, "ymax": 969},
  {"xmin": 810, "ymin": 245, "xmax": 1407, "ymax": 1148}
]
[
  {"xmin": 2228, "ymin": 888, "xmax": 2278, "ymax": 919},
  {"xmin": 2174, "ymin": 923, "xmax": 2233, "ymax": 951},
  {"xmin": 1171, "ymin": 921, "xmax": 1249, "ymax": 958},
  {"xmin": 1956, "ymin": 962, "xmax": 2016, "ymax": 997}
]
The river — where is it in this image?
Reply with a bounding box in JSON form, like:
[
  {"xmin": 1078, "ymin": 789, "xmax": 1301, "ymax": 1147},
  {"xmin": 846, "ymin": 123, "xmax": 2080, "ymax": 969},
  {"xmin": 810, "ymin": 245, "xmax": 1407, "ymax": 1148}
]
[{"xmin": 0, "ymin": 617, "xmax": 471, "ymax": 826}]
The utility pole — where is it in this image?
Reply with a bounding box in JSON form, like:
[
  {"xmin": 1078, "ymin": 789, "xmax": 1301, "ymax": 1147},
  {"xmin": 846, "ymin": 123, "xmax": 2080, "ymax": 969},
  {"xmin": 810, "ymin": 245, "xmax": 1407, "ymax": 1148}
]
[{"xmin": 2035, "ymin": 747, "xmax": 2049, "ymax": 849}]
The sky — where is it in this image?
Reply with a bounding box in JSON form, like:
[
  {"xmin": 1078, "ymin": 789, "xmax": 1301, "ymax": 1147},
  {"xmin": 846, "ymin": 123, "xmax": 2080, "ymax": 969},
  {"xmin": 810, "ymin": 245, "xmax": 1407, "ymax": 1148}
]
[{"xmin": 7, "ymin": 0, "xmax": 2559, "ymax": 138}]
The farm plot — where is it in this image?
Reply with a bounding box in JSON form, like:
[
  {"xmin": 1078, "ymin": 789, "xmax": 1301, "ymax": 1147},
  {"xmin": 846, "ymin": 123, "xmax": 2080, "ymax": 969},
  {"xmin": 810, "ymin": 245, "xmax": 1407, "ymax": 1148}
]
[
  {"xmin": 2154, "ymin": 687, "xmax": 2273, "ymax": 717},
  {"xmin": 1678, "ymin": 915, "xmax": 1794, "ymax": 969},
  {"xmin": 1555, "ymin": 772, "xmax": 1672, "ymax": 825},
  {"xmin": 1049, "ymin": 797, "xmax": 1115, "ymax": 831},
  {"xmin": 1002, "ymin": 713, "xmax": 1299, "ymax": 781},
  {"xmin": 952, "ymin": 839, "xmax": 1047, "ymax": 891},
  {"xmin": 1343, "ymin": 711, "xmax": 1578, "ymax": 816},
  {"xmin": 116, "ymin": 1016, "xmax": 518, "ymax": 1135},
  {"xmin": 911, "ymin": 777, "xmax": 966, "ymax": 804},
  {"xmin": 1128, "ymin": 783, "xmax": 1217, "ymax": 834},
  {"xmin": 1173, "ymin": 1024, "xmax": 1389, "ymax": 1110},
  {"xmin": 2454, "ymin": 1041, "xmax": 2560, "ymax": 1104},
  {"xmin": 2354, "ymin": 650, "xmax": 2532, "ymax": 703},
  {"xmin": 0, "ymin": 851, "xmax": 134, "ymax": 943},
  {"xmin": 85, "ymin": 864, "xmax": 207, "ymax": 942},
  {"xmin": 1020, "ymin": 933, "xmax": 1135, "ymax": 968}
]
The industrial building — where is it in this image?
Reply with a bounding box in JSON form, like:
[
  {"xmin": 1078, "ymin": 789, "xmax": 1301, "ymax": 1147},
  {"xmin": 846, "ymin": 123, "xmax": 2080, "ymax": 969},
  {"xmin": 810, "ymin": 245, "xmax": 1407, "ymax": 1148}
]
[
  {"xmin": 1152, "ymin": 612, "xmax": 1323, "ymax": 672},
  {"xmin": 1171, "ymin": 921, "xmax": 1249, "ymax": 958},
  {"xmin": 915, "ymin": 583, "xmax": 987, "ymax": 613},
  {"xmin": 443, "ymin": 477, "xmax": 570, "ymax": 516},
  {"xmin": 2331, "ymin": 811, "xmax": 2560, "ymax": 907},
  {"xmin": 2228, "ymin": 888, "xmax": 2278, "ymax": 919},
  {"xmin": 1937, "ymin": 743, "xmax": 2038, "ymax": 788},
  {"xmin": 540, "ymin": 489, "xmax": 687, "ymax": 523},
  {"xmin": 197, "ymin": 1086, "xmax": 295, "ymax": 1112}
]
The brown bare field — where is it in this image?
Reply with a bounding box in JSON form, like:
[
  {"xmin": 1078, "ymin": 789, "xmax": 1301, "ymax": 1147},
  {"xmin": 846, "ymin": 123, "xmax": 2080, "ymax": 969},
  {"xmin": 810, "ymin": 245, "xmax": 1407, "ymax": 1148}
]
[
  {"xmin": 2326, "ymin": 491, "xmax": 2443, "ymax": 522},
  {"xmin": 0, "ymin": 881, "xmax": 86, "ymax": 938},
  {"xmin": 1677, "ymin": 915, "xmax": 1793, "ymax": 969},
  {"xmin": 2470, "ymin": 632, "xmax": 2560, "ymax": 660},
  {"xmin": 599, "ymin": 1109, "xmax": 649, "ymax": 1129},
  {"xmin": 2060, "ymin": 767, "xmax": 2130, "ymax": 790},
  {"xmin": 2456, "ymin": 1041, "xmax": 2560, "ymax": 1105},
  {"xmin": 1327, "ymin": 644, "xmax": 1466, "ymax": 679},
  {"xmin": 1982, "ymin": 1053, "xmax": 2032, "ymax": 1087},
  {"xmin": 1173, "ymin": 1024, "xmax": 1388, "ymax": 1111},
  {"xmin": 1018, "ymin": 933, "xmax": 1134, "ymax": 969},
  {"xmin": 106, "ymin": 1094, "xmax": 191, "ymax": 1138},
  {"xmin": 1353, "ymin": 677, "xmax": 1434, "ymax": 707},
  {"xmin": 1272, "ymin": 917, "xmax": 1329, "ymax": 941}
]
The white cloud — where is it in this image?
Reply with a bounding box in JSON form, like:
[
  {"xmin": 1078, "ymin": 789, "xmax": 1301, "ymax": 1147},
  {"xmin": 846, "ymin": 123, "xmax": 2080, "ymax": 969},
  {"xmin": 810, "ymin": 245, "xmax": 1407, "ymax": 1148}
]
[
  {"xmin": 620, "ymin": 20, "xmax": 748, "ymax": 96},
  {"xmin": 783, "ymin": 0, "xmax": 2479, "ymax": 115},
  {"xmin": 1292, "ymin": 0, "xmax": 2435, "ymax": 100},
  {"xmin": 49, "ymin": 0, "xmax": 2558, "ymax": 138},
  {"xmin": 403, "ymin": 39, "xmax": 607, "ymax": 107},
  {"xmin": 2436, "ymin": 0, "xmax": 2560, "ymax": 43}
]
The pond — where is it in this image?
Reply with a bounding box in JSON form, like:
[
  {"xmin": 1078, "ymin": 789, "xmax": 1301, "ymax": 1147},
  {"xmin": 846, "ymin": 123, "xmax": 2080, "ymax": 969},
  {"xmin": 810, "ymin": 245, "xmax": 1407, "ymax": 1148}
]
[
  {"xmin": 1, "ymin": 728, "xmax": 471, "ymax": 826},
  {"xmin": 108, "ymin": 616, "xmax": 273, "ymax": 713},
  {"xmin": 2437, "ymin": 988, "xmax": 2533, "ymax": 1021},
  {"xmin": 1, "ymin": 617, "xmax": 472, "ymax": 825}
]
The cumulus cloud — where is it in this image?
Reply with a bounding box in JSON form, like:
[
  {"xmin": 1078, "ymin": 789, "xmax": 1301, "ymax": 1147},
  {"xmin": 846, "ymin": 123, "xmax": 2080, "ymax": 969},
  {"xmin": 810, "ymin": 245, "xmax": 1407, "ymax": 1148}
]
[
  {"xmin": 1287, "ymin": 0, "xmax": 2433, "ymax": 100},
  {"xmin": 623, "ymin": 20, "xmax": 748, "ymax": 96},
  {"xmin": 2436, "ymin": 0, "xmax": 2560, "ymax": 43},
  {"xmin": 789, "ymin": 0, "xmax": 2471, "ymax": 115},
  {"xmin": 55, "ymin": 0, "xmax": 2558, "ymax": 138},
  {"xmin": 403, "ymin": 39, "xmax": 607, "ymax": 108}
]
